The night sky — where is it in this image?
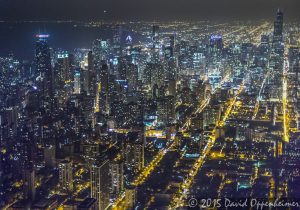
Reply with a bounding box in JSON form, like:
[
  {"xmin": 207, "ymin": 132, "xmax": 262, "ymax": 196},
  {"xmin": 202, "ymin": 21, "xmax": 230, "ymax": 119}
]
[{"xmin": 0, "ymin": 0, "xmax": 300, "ymax": 21}]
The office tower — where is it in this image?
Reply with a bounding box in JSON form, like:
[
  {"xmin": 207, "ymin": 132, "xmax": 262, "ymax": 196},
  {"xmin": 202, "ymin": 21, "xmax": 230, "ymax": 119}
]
[
  {"xmin": 99, "ymin": 62, "xmax": 109, "ymax": 114},
  {"xmin": 35, "ymin": 34, "xmax": 53, "ymax": 101},
  {"xmin": 126, "ymin": 63, "xmax": 138, "ymax": 92},
  {"xmin": 152, "ymin": 25, "xmax": 159, "ymax": 49},
  {"xmin": 209, "ymin": 35, "xmax": 223, "ymax": 59},
  {"xmin": 0, "ymin": 107, "xmax": 18, "ymax": 139},
  {"xmin": 241, "ymin": 43, "xmax": 254, "ymax": 64},
  {"xmin": 258, "ymin": 34, "xmax": 270, "ymax": 64},
  {"xmin": 56, "ymin": 52, "xmax": 70, "ymax": 84},
  {"xmin": 79, "ymin": 95, "xmax": 96, "ymax": 128},
  {"xmin": 273, "ymin": 9, "xmax": 284, "ymax": 44},
  {"xmin": 272, "ymin": 9, "xmax": 284, "ymax": 58},
  {"xmin": 74, "ymin": 70, "xmax": 81, "ymax": 94},
  {"xmin": 167, "ymin": 79, "xmax": 176, "ymax": 96},
  {"xmin": 157, "ymin": 95, "xmax": 175, "ymax": 125},
  {"xmin": 165, "ymin": 58, "xmax": 177, "ymax": 81},
  {"xmin": 23, "ymin": 166, "xmax": 36, "ymax": 202},
  {"xmin": 118, "ymin": 58, "xmax": 127, "ymax": 80},
  {"xmin": 44, "ymin": 145, "xmax": 56, "ymax": 168},
  {"xmin": 193, "ymin": 52, "xmax": 206, "ymax": 76},
  {"xmin": 143, "ymin": 63, "xmax": 164, "ymax": 87},
  {"xmin": 170, "ymin": 34, "xmax": 176, "ymax": 51},
  {"xmin": 124, "ymin": 102, "xmax": 141, "ymax": 125},
  {"xmin": 20, "ymin": 123, "xmax": 36, "ymax": 169},
  {"xmin": 123, "ymin": 130, "xmax": 145, "ymax": 174},
  {"xmin": 109, "ymin": 157, "xmax": 124, "ymax": 199},
  {"xmin": 203, "ymin": 105, "xmax": 220, "ymax": 128},
  {"xmin": 81, "ymin": 68, "xmax": 89, "ymax": 95},
  {"xmin": 152, "ymin": 25, "xmax": 160, "ymax": 63},
  {"xmin": 88, "ymin": 51, "xmax": 97, "ymax": 96},
  {"xmin": 268, "ymin": 9, "xmax": 285, "ymax": 100},
  {"xmin": 133, "ymin": 133, "xmax": 145, "ymax": 173},
  {"xmin": 113, "ymin": 25, "xmax": 122, "ymax": 56},
  {"xmin": 68, "ymin": 53, "xmax": 76, "ymax": 81},
  {"xmin": 90, "ymin": 159, "xmax": 110, "ymax": 210},
  {"xmin": 58, "ymin": 159, "xmax": 73, "ymax": 192},
  {"xmin": 92, "ymin": 39, "xmax": 109, "ymax": 64}
]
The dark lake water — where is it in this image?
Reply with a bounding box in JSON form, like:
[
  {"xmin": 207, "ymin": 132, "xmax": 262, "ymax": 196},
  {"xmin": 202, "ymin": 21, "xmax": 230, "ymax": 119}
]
[{"xmin": 0, "ymin": 22, "xmax": 113, "ymax": 60}]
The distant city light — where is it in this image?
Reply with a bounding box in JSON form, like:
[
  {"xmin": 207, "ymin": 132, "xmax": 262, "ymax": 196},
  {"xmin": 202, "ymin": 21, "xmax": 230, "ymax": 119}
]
[{"xmin": 36, "ymin": 34, "xmax": 50, "ymax": 38}]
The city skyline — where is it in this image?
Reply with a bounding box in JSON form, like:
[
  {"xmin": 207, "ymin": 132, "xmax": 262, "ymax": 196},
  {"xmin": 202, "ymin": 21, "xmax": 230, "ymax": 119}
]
[{"xmin": 1, "ymin": 5, "xmax": 300, "ymax": 210}]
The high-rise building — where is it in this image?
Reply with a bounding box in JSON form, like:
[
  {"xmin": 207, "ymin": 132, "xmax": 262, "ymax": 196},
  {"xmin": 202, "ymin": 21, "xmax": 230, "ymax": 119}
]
[
  {"xmin": 90, "ymin": 159, "xmax": 110, "ymax": 210},
  {"xmin": 35, "ymin": 34, "xmax": 53, "ymax": 100},
  {"xmin": 157, "ymin": 95, "xmax": 175, "ymax": 125},
  {"xmin": 273, "ymin": 9, "xmax": 284, "ymax": 44},
  {"xmin": 143, "ymin": 63, "xmax": 164, "ymax": 88},
  {"xmin": 74, "ymin": 70, "xmax": 81, "ymax": 94},
  {"xmin": 92, "ymin": 39, "xmax": 110, "ymax": 64},
  {"xmin": 126, "ymin": 63, "xmax": 138, "ymax": 92},
  {"xmin": 113, "ymin": 25, "xmax": 122, "ymax": 56},
  {"xmin": 203, "ymin": 105, "xmax": 220, "ymax": 128},
  {"xmin": 58, "ymin": 159, "xmax": 73, "ymax": 192},
  {"xmin": 209, "ymin": 35, "xmax": 223, "ymax": 63},
  {"xmin": 23, "ymin": 166, "xmax": 36, "ymax": 202},
  {"xmin": 152, "ymin": 25, "xmax": 160, "ymax": 50},
  {"xmin": 272, "ymin": 9, "xmax": 284, "ymax": 58},
  {"xmin": 44, "ymin": 145, "xmax": 56, "ymax": 168},
  {"xmin": 169, "ymin": 34, "xmax": 176, "ymax": 51},
  {"xmin": 99, "ymin": 62, "xmax": 109, "ymax": 114},
  {"xmin": 56, "ymin": 52, "xmax": 70, "ymax": 84},
  {"xmin": 123, "ymin": 129, "xmax": 145, "ymax": 174},
  {"xmin": 152, "ymin": 25, "xmax": 160, "ymax": 63},
  {"xmin": 88, "ymin": 51, "xmax": 96, "ymax": 96},
  {"xmin": 109, "ymin": 156, "xmax": 124, "ymax": 199}
]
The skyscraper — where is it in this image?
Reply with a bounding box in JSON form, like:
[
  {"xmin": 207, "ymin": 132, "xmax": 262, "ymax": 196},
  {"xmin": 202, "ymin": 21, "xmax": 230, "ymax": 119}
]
[
  {"xmin": 109, "ymin": 156, "xmax": 124, "ymax": 199},
  {"xmin": 126, "ymin": 63, "xmax": 138, "ymax": 92},
  {"xmin": 157, "ymin": 95, "xmax": 175, "ymax": 125},
  {"xmin": 23, "ymin": 166, "xmax": 36, "ymax": 202},
  {"xmin": 90, "ymin": 159, "xmax": 110, "ymax": 210},
  {"xmin": 273, "ymin": 9, "xmax": 284, "ymax": 44},
  {"xmin": 74, "ymin": 70, "xmax": 81, "ymax": 94},
  {"xmin": 35, "ymin": 34, "xmax": 53, "ymax": 101},
  {"xmin": 58, "ymin": 159, "xmax": 73, "ymax": 192},
  {"xmin": 58, "ymin": 53, "xmax": 70, "ymax": 81},
  {"xmin": 152, "ymin": 25, "xmax": 160, "ymax": 63},
  {"xmin": 272, "ymin": 9, "xmax": 284, "ymax": 58}
]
